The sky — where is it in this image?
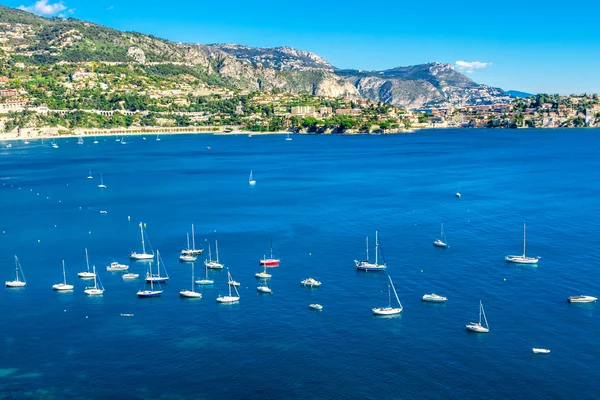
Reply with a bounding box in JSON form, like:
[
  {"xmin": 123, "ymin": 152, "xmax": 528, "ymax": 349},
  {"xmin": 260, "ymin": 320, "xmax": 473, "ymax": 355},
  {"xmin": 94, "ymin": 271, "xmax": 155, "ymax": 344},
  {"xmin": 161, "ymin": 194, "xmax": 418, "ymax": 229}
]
[{"xmin": 4, "ymin": 0, "xmax": 600, "ymax": 94}]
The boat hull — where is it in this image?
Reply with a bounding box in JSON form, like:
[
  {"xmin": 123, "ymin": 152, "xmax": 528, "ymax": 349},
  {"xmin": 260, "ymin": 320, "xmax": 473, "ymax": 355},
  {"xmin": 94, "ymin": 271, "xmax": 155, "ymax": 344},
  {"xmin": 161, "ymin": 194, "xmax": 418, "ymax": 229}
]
[
  {"xmin": 532, "ymin": 348, "xmax": 551, "ymax": 354},
  {"xmin": 205, "ymin": 261, "xmax": 224, "ymax": 269},
  {"xmin": 465, "ymin": 323, "xmax": 489, "ymax": 333},
  {"xmin": 195, "ymin": 279, "xmax": 214, "ymax": 285},
  {"xmin": 84, "ymin": 289, "xmax": 104, "ymax": 296},
  {"xmin": 257, "ymin": 286, "xmax": 272, "ymax": 293},
  {"xmin": 179, "ymin": 255, "xmax": 197, "ymax": 262},
  {"xmin": 356, "ymin": 263, "xmax": 387, "ymax": 271},
  {"xmin": 309, "ymin": 304, "xmax": 323, "ymax": 310},
  {"xmin": 137, "ymin": 290, "xmax": 162, "ymax": 298},
  {"xmin": 255, "ymin": 272, "xmax": 272, "ymax": 278},
  {"xmin": 146, "ymin": 276, "xmax": 169, "ymax": 283},
  {"xmin": 77, "ymin": 272, "xmax": 96, "ymax": 278},
  {"xmin": 373, "ymin": 307, "xmax": 402, "ymax": 315},
  {"xmin": 5, "ymin": 281, "xmax": 26, "ymax": 288},
  {"xmin": 422, "ymin": 294, "xmax": 448, "ymax": 302},
  {"xmin": 180, "ymin": 290, "xmax": 202, "ymax": 298},
  {"xmin": 432, "ymin": 240, "xmax": 448, "ymax": 248},
  {"xmin": 568, "ymin": 296, "xmax": 597, "ymax": 303},
  {"xmin": 53, "ymin": 284, "xmax": 74, "ymax": 291},
  {"xmin": 130, "ymin": 253, "xmax": 154, "ymax": 261},
  {"xmin": 505, "ymin": 256, "xmax": 539, "ymax": 264},
  {"xmin": 122, "ymin": 274, "xmax": 139, "ymax": 280},
  {"xmin": 259, "ymin": 259, "xmax": 280, "ymax": 267},
  {"xmin": 217, "ymin": 296, "xmax": 240, "ymax": 303}
]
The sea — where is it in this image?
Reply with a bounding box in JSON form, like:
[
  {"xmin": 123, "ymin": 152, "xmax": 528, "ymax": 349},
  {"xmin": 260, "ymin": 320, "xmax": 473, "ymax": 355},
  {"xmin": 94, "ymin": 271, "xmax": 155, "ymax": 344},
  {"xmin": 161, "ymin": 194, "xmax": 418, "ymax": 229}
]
[{"xmin": 0, "ymin": 129, "xmax": 599, "ymax": 399}]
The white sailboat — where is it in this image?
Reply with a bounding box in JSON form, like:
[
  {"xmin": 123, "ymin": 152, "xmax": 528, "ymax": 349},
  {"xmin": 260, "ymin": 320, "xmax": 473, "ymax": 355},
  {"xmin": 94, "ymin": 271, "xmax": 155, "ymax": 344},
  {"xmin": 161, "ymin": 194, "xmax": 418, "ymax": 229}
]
[
  {"xmin": 249, "ymin": 170, "xmax": 256, "ymax": 186},
  {"xmin": 87, "ymin": 169, "xmax": 93, "ymax": 179},
  {"xmin": 120, "ymin": 136, "xmax": 127, "ymax": 145},
  {"xmin": 156, "ymin": 134, "xmax": 161, "ymax": 141},
  {"xmin": 355, "ymin": 231, "xmax": 386, "ymax": 271},
  {"xmin": 180, "ymin": 262, "xmax": 202, "ymax": 298},
  {"xmin": 5, "ymin": 255, "xmax": 26, "ymax": 288},
  {"xmin": 77, "ymin": 248, "xmax": 96, "ymax": 278},
  {"xmin": 97, "ymin": 173, "xmax": 107, "ymax": 189},
  {"xmin": 137, "ymin": 261, "xmax": 162, "ymax": 297},
  {"xmin": 180, "ymin": 224, "xmax": 203, "ymax": 256},
  {"xmin": 456, "ymin": 182, "xmax": 461, "ymax": 198},
  {"xmin": 505, "ymin": 223, "xmax": 539, "ymax": 264},
  {"xmin": 195, "ymin": 260, "xmax": 214, "ymax": 285},
  {"xmin": 52, "ymin": 139, "xmax": 59, "ymax": 148},
  {"xmin": 204, "ymin": 241, "xmax": 224, "ymax": 269},
  {"xmin": 77, "ymin": 136, "xmax": 84, "ymax": 145},
  {"xmin": 372, "ymin": 275, "xmax": 403, "ymax": 315},
  {"xmin": 433, "ymin": 223, "xmax": 449, "ymax": 248},
  {"xmin": 145, "ymin": 250, "xmax": 169, "ymax": 283},
  {"xmin": 93, "ymin": 136, "xmax": 99, "ymax": 144},
  {"xmin": 84, "ymin": 266, "xmax": 104, "ymax": 295},
  {"xmin": 53, "ymin": 260, "xmax": 74, "ymax": 291},
  {"xmin": 255, "ymin": 264, "xmax": 272, "ymax": 278},
  {"xmin": 130, "ymin": 222, "xmax": 154, "ymax": 260},
  {"xmin": 309, "ymin": 304, "xmax": 323, "ymax": 310},
  {"xmin": 466, "ymin": 300, "xmax": 489, "ymax": 333},
  {"xmin": 257, "ymin": 279, "xmax": 272, "ymax": 294},
  {"xmin": 179, "ymin": 233, "xmax": 197, "ymax": 262},
  {"xmin": 285, "ymin": 132, "xmax": 292, "ymax": 141},
  {"xmin": 217, "ymin": 269, "xmax": 240, "ymax": 303}
]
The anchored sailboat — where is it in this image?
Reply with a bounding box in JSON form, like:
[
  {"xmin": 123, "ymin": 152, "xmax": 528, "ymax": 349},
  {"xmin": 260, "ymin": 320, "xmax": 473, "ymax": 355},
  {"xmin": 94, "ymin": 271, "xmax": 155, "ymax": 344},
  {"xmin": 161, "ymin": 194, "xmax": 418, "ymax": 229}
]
[
  {"xmin": 204, "ymin": 241, "xmax": 224, "ymax": 269},
  {"xmin": 505, "ymin": 223, "xmax": 539, "ymax": 264},
  {"xmin": 5, "ymin": 255, "xmax": 26, "ymax": 288},
  {"xmin": 259, "ymin": 238, "xmax": 280, "ymax": 266},
  {"xmin": 179, "ymin": 233, "xmax": 197, "ymax": 262},
  {"xmin": 180, "ymin": 262, "xmax": 202, "ymax": 298},
  {"xmin": 466, "ymin": 300, "xmax": 489, "ymax": 333},
  {"xmin": 372, "ymin": 275, "xmax": 403, "ymax": 315},
  {"xmin": 355, "ymin": 231, "xmax": 386, "ymax": 271},
  {"xmin": 433, "ymin": 223, "xmax": 449, "ymax": 248},
  {"xmin": 78, "ymin": 248, "xmax": 96, "ymax": 278},
  {"xmin": 249, "ymin": 170, "xmax": 256, "ymax": 185},
  {"xmin": 145, "ymin": 250, "xmax": 169, "ymax": 283},
  {"xmin": 84, "ymin": 266, "xmax": 104, "ymax": 295},
  {"xmin": 97, "ymin": 173, "xmax": 106, "ymax": 189},
  {"xmin": 217, "ymin": 269, "xmax": 240, "ymax": 303},
  {"xmin": 180, "ymin": 224, "xmax": 203, "ymax": 258},
  {"xmin": 137, "ymin": 261, "xmax": 163, "ymax": 298},
  {"xmin": 53, "ymin": 260, "xmax": 74, "ymax": 291},
  {"xmin": 130, "ymin": 222, "xmax": 155, "ymax": 260},
  {"xmin": 195, "ymin": 260, "xmax": 214, "ymax": 285}
]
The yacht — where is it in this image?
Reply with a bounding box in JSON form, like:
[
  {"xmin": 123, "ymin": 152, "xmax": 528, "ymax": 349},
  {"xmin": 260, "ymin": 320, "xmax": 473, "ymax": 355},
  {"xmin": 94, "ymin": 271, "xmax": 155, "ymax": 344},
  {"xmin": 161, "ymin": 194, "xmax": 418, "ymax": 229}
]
[
  {"xmin": 505, "ymin": 223, "xmax": 539, "ymax": 264},
  {"xmin": 180, "ymin": 263, "xmax": 202, "ymax": 298},
  {"xmin": 53, "ymin": 260, "xmax": 74, "ymax": 291},
  {"xmin": 372, "ymin": 275, "xmax": 403, "ymax": 315},
  {"xmin": 77, "ymin": 248, "xmax": 96, "ymax": 278},
  {"xmin": 257, "ymin": 284, "xmax": 272, "ymax": 294},
  {"xmin": 259, "ymin": 239, "xmax": 280, "ymax": 266},
  {"xmin": 130, "ymin": 222, "xmax": 154, "ymax": 260},
  {"xmin": 83, "ymin": 266, "xmax": 104, "ymax": 296},
  {"xmin": 204, "ymin": 241, "xmax": 224, "ymax": 269},
  {"xmin": 122, "ymin": 273, "xmax": 139, "ymax": 280},
  {"xmin": 532, "ymin": 348, "xmax": 551, "ymax": 354},
  {"xmin": 422, "ymin": 293, "xmax": 448, "ymax": 303},
  {"xmin": 255, "ymin": 265, "xmax": 272, "ymax": 278},
  {"xmin": 145, "ymin": 250, "xmax": 169, "ymax": 283},
  {"xmin": 301, "ymin": 277, "xmax": 321, "ymax": 287},
  {"xmin": 106, "ymin": 261, "xmax": 129, "ymax": 272},
  {"xmin": 309, "ymin": 304, "xmax": 323, "ymax": 311},
  {"xmin": 356, "ymin": 231, "xmax": 386, "ymax": 271},
  {"xmin": 5, "ymin": 255, "xmax": 26, "ymax": 288},
  {"xmin": 432, "ymin": 223, "xmax": 449, "ymax": 248},
  {"xmin": 568, "ymin": 295, "xmax": 597, "ymax": 303},
  {"xmin": 179, "ymin": 233, "xmax": 197, "ymax": 262},
  {"xmin": 465, "ymin": 301, "xmax": 489, "ymax": 333},
  {"xmin": 137, "ymin": 262, "xmax": 162, "ymax": 298}
]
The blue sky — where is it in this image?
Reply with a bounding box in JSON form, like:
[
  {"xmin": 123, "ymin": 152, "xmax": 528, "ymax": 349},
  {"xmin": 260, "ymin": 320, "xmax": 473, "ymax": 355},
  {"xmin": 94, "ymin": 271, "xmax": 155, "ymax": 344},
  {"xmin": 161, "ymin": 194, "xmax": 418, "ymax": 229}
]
[{"xmin": 5, "ymin": 0, "xmax": 600, "ymax": 94}]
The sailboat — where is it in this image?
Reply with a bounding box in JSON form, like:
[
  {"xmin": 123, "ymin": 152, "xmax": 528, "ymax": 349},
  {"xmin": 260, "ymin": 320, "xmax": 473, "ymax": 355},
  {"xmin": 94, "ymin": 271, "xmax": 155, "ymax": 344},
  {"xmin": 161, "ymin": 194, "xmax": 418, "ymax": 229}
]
[
  {"xmin": 505, "ymin": 223, "xmax": 539, "ymax": 264},
  {"xmin": 217, "ymin": 269, "xmax": 240, "ymax": 303},
  {"xmin": 259, "ymin": 238, "xmax": 280, "ymax": 266},
  {"xmin": 195, "ymin": 260, "xmax": 214, "ymax": 285},
  {"xmin": 249, "ymin": 170, "xmax": 256, "ymax": 186},
  {"xmin": 87, "ymin": 169, "xmax": 93, "ymax": 179},
  {"xmin": 180, "ymin": 224, "xmax": 203, "ymax": 257},
  {"xmin": 465, "ymin": 300, "xmax": 489, "ymax": 333},
  {"xmin": 433, "ymin": 223, "xmax": 449, "ymax": 248},
  {"xmin": 204, "ymin": 241, "xmax": 224, "ymax": 269},
  {"xmin": 372, "ymin": 275, "xmax": 403, "ymax": 315},
  {"xmin": 77, "ymin": 248, "xmax": 96, "ymax": 278},
  {"xmin": 52, "ymin": 139, "xmax": 59, "ymax": 148},
  {"xmin": 456, "ymin": 182, "xmax": 461, "ymax": 198},
  {"xmin": 53, "ymin": 260, "xmax": 74, "ymax": 291},
  {"xmin": 5, "ymin": 255, "xmax": 26, "ymax": 288},
  {"xmin": 84, "ymin": 266, "xmax": 104, "ymax": 295},
  {"xmin": 77, "ymin": 136, "xmax": 84, "ymax": 145},
  {"xmin": 156, "ymin": 134, "xmax": 161, "ymax": 141},
  {"xmin": 137, "ymin": 261, "xmax": 163, "ymax": 297},
  {"xmin": 255, "ymin": 263, "xmax": 272, "ymax": 278},
  {"xmin": 145, "ymin": 250, "xmax": 169, "ymax": 283},
  {"xmin": 130, "ymin": 222, "xmax": 155, "ymax": 260},
  {"xmin": 93, "ymin": 136, "xmax": 99, "ymax": 144},
  {"xmin": 285, "ymin": 132, "xmax": 292, "ymax": 141},
  {"xmin": 180, "ymin": 263, "xmax": 202, "ymax": 298},
  {"xmin": 355, "ymin": 231, "xmax": 386, "ymax": 271},
  {"xmin": 179, "ymin": 233, "xmax": 197, "ymax": 262},
  {"xmin": 257, "ymin": 279, "xmax": 273, "ymax": 294},
  {"xmin": 120, "ymin": 136, "xmax": 127, "ymax": 145},
  {"xmin": 97, "ymin": 173, "xmax": 107, "ymax": 189}
]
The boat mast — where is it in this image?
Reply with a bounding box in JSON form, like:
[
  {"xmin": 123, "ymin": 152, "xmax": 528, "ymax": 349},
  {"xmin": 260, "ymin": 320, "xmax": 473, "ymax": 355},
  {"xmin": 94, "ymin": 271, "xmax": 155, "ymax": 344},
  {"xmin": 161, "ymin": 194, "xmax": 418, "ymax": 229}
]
[
  {"xmin": 62, "ymin": 260, "xmax": 67, "ymax": 284},
  {"xmin": 191, "ymin": 224, "xmax": 196, "ymax": 251},
  {"xmin": 157, "ymin": 250, "xmax": 161, "ymax": 277},
  {"xmin": 389, "ymin": 276, "xmax": 402, "ymax": 308},
  {"xmin": 375, "ymin": 231, "xmax": 379, "ymax": 266},
  {"xmin": 215, "ymin": 240, "xmax": 219, "ymax": 262},
  {"xmin": 186, "ymin": 233, "xmax": 190, "ymax": 251},
  {"xmin": 481, "ymin": 301, "xmax": 489, "ymax": 329},
  {"xmin": 85, "ymin": 248, "xmax": 90, "ymax": 272},
  {"xmin": 140, "ymin": 223, "xmax": 146, "ymax": 254},
  {"xmin": 523, "ymin": 223, "xmax": 527, "ymax": 257},
  {"xmin": 227, "ymin": 270, "xmax": 232, "ymax": 297},
  {"xmin": 14, "ymin": 255, "xmax": 19, "ymax": 281},
  {"xmin": 92, "ymin": 266, "xmax": 98, "ymax": 289},
  {"xmin": 149, "ymin": 261, "xmax": 154, "ymax": 291},
  {"xmin": 366, "ymin": 236, "xmax": 369, "ymax": 262},
  {"xmin": 191, "ymin": 263, "xmax": 195, "ymax": 291}
]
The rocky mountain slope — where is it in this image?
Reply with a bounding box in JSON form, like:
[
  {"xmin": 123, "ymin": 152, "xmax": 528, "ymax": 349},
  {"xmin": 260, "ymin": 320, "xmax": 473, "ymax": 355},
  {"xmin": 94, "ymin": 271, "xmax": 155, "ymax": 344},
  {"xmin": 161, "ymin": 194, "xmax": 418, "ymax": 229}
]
[{"xmin": 0, "ymin": 5, "xmax": 508, "ymax": 107}]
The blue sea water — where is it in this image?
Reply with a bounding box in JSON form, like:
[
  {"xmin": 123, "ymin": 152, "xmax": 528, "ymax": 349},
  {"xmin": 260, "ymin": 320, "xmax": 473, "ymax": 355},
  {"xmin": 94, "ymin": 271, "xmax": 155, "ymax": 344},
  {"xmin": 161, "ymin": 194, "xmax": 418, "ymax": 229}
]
[{"xmin": 0, "ymin": 129, "xmax": 599, "ymax": 399}]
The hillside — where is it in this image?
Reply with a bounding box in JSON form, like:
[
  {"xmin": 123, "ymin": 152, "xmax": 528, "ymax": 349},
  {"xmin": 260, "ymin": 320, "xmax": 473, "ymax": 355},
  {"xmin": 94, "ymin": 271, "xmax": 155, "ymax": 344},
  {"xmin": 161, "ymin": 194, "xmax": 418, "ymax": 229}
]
[{"xmin": 0, "ymin": 5, "xmax": 508, "ymax": 107}]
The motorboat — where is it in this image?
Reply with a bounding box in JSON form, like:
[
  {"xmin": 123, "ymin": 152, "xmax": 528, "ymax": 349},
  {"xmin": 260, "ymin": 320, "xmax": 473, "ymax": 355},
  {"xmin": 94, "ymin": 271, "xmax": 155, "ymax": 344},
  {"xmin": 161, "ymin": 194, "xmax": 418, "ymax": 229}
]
[
  {"xmin": 532, "ymin": 348, "xmax": 550, "ymax": 354},
  {"xmin": 568, "ymin": 295, "xmax": 597, "ymax": 303},
  {"xmin": 301, "ymin": 277, "xmax": 321, "ymax": 287},
  {"xmin": 257, "ymin": 284, "xmax": 272, "ymax": 294},
  {"xmin": 309, "ymin": 304, "xmax": 323, "ymax": 310},
  {"xmin": 106, "ymin": 262, "xmax": 129, "ymax": 272},
  {"xmin": 422, "ymin": 293, "xmax": 448, "ymax": 303},
  {"xmin": 122, "ymin": 273, "xmax": 139, "ymax": 280}
]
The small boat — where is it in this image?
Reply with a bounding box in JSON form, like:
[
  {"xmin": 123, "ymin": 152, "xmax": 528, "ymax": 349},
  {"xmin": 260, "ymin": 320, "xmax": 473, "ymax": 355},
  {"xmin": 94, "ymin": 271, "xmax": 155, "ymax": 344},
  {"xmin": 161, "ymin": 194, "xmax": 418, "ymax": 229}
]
[
  {"xmin": 87, "ymin": 169, "xmax": 93, "ymax": 179},
  {"xmin": 285, "ymin": 132, "xmax": 292, "ymax": 141},
  {"xmin": 179, "ymin": 233, "xmax": 197, "ymax": 262},
  {"xmin": 259, "ymin": 238, "xmax": 280, "ymax": 266},
  {"xmin": 309, "ymin": 303, "xmax": 323, "ymax": 310},
  {"xmin": 77, "ymin": 136, "xmax": 84, "ymax": 145},
  {"xmin": 143, "ymin": 137, "xmax": 146, "ymax": 140},
  {"xmin": 372, "ymin": 275, "xmax": 403, "ymax": 315},
  {"xmin": 301, "ymin": 277, "xmax": 321, "ymax": 287},
  {"xmin": 156, "ymin": 135, "xmax": 161, "ymax": 141},
  {"xmin": 466, "ymin": 300, "xmax": 489, "ymax": 333},
  {"xmin": 77, "ymin": 248, "xmax": 96, "ymax": 278},
  {"xmin": 93, "ymin": 137, "xmax": 99, "ymax": 144},
  {"xmin": 217, "ymin": 270, "xmax": 240, "ymax": 303},
  {"xmin": 532, "ymin": 348, "xmax": 550, "ymax": 354},
  {"xmin": 106, "ymin": 261, "xmax": 129, "ymax": 272},
  {"xmin": 99, "ymin": 210, "xmax": 108, "ymax": 214},
  {"xmin": 53, "ymin": 260, "xmax": 74, "ymax": 291},
  {"xmin": 180, "ymin": 262, "xmax": 202, "ymax": 298},
  {"xmin": 422, "ymin": 293, "xmax": 448, "ymax": 303},
  {"xmin": 137, "ymin": 262, "xmax": 162, "ymax": 298},
  {"xmin": 5, "ymin": 255, "xmax": 26, "ymax": 288},
  {"xmin": 120, "ymin": 137, "xmax": 127, "ymax": 145},
  {"xmin": 257, "ymin": 280, "xmax": 272, "ymax": 294},
  {"xmin": 228, "ymin": 279, "xmax": 241, "ymax": 287},
  {"xmin": 204, "ymin": 241, "xmax": 224, "ymax": 269},
  {"xmin": 6, "ymin": 143, "xmax": 12, "ymax": 149},
  {"xmin": 249, "ymin": 170, "xmax": 256, "ymax": 186},
  {"xmin": 120, "ymin": 313, "xmax": 134, "ymax": 317},
  {"xmin": 122, "ymin": 273, "xmax": 139, "ymax": 280},
  {"xmin": 84, "ymin": 266, "xmax": 104, "ymax": 296},
  {"xmin": 195, "ymin": 261, "xmax": 214, "ymax": 285},
  {"xmin": 145, "ymin": 250, "xmax": 169, "ymax": 283},
  {"xmin": 356, "ymin": 231, "xmax": 386, "ymax": 271},
  {"xmin": 130, "ymin": 222, "xmax": 154, "ymax": 260},
  {"xmin": 97, "ymin": 173, "xmax": 107, "ymax": 189},
  {"xmin": 255, "ymin": 265, "xmax": 272, "ymax": 278},
  {"xmin": 432, "ymin": 223, "xmax": 449, "ymax": 248},
  {"xmin": 52, "ymin": 140, "xmax": 59, "ymax": 149},
  {"xmin": 456, "ymin": 182, "xmax": 461, "ymax": 198},
  {"xmin": 505, "ymin": 223, "xmax": 539, "ymax": 264},
  {"xmin": 23, "ymin": 140, "xmax": 29, "ymax": 144},
  {"xmin": 568, "ymin": 295, "xmax": 598, "ymax": 303}
]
